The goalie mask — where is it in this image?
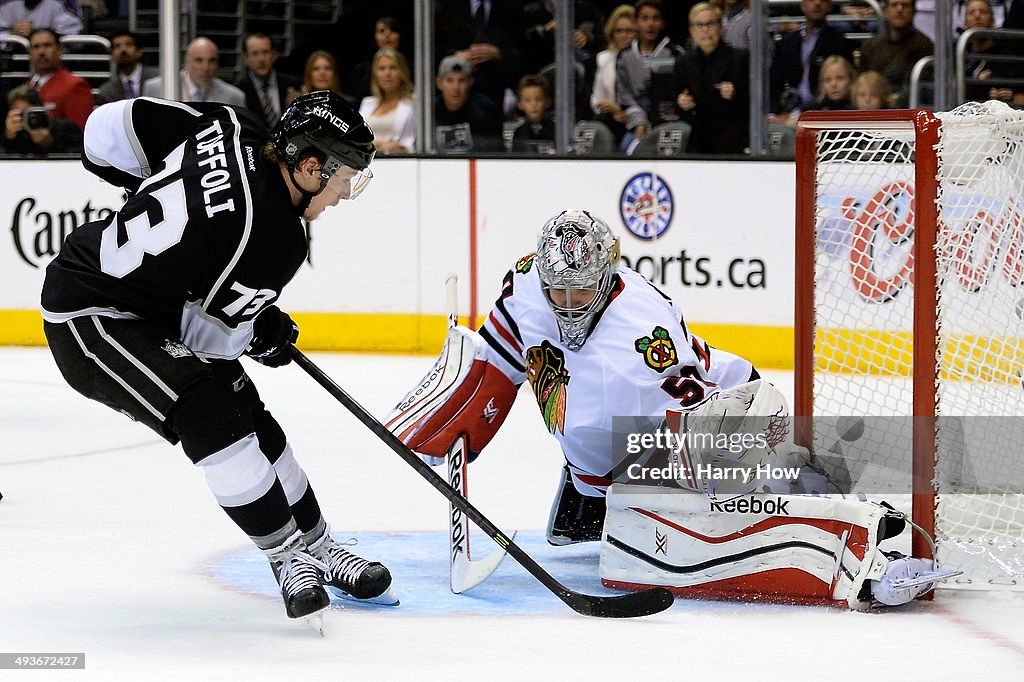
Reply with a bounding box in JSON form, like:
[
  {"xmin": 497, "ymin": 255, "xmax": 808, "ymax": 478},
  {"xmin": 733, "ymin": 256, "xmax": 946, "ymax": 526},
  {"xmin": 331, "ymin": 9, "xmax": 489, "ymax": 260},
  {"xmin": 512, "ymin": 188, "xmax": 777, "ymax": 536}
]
[{"xmin": 536, "ymin": 209, "xmax": 621, "ymax": 350}]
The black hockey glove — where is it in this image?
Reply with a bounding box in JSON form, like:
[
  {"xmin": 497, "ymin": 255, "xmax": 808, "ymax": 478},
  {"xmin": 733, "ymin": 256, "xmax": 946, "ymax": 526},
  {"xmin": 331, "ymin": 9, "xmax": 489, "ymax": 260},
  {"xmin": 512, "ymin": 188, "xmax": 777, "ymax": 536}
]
[{"xmin": 246, "ymin": 306, "xmax": 299, "ymax": 367}]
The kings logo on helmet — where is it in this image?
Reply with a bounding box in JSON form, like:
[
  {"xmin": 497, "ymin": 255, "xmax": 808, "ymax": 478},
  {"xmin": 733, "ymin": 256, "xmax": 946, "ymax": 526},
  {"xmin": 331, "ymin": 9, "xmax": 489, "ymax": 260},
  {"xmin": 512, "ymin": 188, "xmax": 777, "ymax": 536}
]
[{"xmin": 619, "ymin": 172, "xmax": 674, "ymax": 241}]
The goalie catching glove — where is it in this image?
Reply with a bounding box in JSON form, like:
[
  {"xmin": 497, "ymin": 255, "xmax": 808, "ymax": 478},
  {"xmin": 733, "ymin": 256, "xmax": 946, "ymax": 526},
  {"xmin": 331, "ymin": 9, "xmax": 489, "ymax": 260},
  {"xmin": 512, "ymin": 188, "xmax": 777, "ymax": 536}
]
[
  {"xmin": 385, "ymin": 325, "xmax": 518, "ymax": 463},
  {"xmin": 665, "ymin": 379, "xmax": 802, "ymax": 500},
  {"xmin": 246, "ymin": 306, "xmax": 299, "ymax": 367}
]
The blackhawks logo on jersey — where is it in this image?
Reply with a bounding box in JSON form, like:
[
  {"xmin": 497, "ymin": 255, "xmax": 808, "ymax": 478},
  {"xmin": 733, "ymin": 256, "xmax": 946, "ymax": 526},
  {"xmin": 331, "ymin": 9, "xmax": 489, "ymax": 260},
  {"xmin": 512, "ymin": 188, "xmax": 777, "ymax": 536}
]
[
  {"xmin": 525, "ymin": 340, "xmax": 569, "ymax": 434},
  {"xmin": 515, "ymin": 253, "xmax": 536, "ymax": 274},
  {"xmin": 635, "ymin": 326, "xmax": 678, "ymax": 371}
]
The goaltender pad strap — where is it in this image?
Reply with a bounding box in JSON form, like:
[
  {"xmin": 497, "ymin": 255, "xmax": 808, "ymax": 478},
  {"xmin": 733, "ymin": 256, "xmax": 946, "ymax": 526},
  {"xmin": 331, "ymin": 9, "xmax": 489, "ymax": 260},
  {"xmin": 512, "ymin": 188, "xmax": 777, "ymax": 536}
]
[{"xmin": 600, "ymin": 484, "xmax": 888, "ymax": 609}]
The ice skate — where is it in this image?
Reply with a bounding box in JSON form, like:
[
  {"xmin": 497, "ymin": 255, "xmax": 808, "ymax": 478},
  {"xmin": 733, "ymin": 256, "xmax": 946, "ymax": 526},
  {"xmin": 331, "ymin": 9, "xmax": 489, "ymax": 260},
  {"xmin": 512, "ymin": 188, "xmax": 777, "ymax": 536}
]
[
  {"xmin": 546, "ymin": 464, "xmax": 606, "ymax": 546},
  {"xmin": 269, "ymin": 544, "xmax": 331, "ymax": 622},
  {"xmin": 869, "ymin": 553, "xmax": 962, "ymax": 606},
  {"xmin": 309, "ymin": 532, "xmax": 398, "ymax": 606}
]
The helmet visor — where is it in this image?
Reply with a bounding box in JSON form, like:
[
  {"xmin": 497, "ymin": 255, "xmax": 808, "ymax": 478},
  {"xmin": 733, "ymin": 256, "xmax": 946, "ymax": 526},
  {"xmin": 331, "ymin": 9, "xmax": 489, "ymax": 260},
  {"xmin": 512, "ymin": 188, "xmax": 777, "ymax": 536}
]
[{"xmin": 321, "ymin": 164, "xmax": 374, "ymax": 201}]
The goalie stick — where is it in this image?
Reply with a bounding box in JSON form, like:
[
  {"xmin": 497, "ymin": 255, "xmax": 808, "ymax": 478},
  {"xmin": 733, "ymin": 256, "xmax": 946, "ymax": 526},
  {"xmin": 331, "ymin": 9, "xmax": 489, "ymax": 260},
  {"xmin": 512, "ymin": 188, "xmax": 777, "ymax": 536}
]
[
  {"xmin": 443, "ymin": 273, "xmax": 514, "ymax": 594},
  {"xmin": 288, "ymin": 346, "xmax": 675, "ymax": 618}
]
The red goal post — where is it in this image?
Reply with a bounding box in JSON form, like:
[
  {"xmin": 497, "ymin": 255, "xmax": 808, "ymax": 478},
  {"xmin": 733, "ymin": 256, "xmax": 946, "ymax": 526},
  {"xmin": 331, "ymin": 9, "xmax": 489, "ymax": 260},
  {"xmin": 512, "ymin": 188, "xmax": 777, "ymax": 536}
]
[{"xmin": 794, "ymin": 103, "xmax": 1024, "ymax": 590}]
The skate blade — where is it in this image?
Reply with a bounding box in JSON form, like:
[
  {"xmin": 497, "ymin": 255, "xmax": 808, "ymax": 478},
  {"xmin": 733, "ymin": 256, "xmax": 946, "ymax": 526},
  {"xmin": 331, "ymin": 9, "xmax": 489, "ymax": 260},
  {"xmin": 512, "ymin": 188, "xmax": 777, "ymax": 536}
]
[
  {"xmin": 301, "ymin": 611, "xmax": 325, "ymax": 637},
  {"xmin": 890, "ymin": 568, "xmax": 964, "ymax": 589},
  {"xmin": 327, "ymin": 584, "xmax": 400, "ymax": 606}
]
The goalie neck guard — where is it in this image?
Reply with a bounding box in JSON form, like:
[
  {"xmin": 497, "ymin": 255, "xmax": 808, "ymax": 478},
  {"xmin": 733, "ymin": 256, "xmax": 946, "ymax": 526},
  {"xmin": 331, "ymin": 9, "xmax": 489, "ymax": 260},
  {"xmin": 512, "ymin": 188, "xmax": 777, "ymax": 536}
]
[{"xmin": 536, "ymin": 209, "xmax": 621, "ymax": 351}]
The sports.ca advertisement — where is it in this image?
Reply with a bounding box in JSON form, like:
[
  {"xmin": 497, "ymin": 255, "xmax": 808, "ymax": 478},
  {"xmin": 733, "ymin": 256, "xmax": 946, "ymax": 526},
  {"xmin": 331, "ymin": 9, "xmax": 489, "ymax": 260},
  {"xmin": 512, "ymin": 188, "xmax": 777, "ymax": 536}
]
[{"xmin": 474, "ymin": 159, "xmax": 796, "ymax": 329}]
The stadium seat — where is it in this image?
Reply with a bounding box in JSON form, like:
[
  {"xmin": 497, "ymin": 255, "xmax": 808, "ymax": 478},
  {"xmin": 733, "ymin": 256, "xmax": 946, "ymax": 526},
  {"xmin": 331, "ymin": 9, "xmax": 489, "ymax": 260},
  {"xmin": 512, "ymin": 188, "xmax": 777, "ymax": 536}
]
[
  {"xmin": 571, "ymin": 120, "xmax": 615, "ymax": 155},
  {"xmin": 632, "ymin": 121, "xmax": 692, "ymax": 157}
]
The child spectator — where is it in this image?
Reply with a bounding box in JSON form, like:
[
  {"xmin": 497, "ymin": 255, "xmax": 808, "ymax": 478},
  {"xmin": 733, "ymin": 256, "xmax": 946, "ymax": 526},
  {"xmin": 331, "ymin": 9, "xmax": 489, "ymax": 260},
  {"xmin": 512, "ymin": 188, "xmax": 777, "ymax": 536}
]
[
  {"xmin": 511, "ymin": 74, "xmax": 555, "ymax": 154},
  {"xmin": 852, "ymin": 70, "xmax": 893, "ymax": 109},
  {"xmin": 806, "ymin": 55, "xmax": 856, "ymax": 110}
]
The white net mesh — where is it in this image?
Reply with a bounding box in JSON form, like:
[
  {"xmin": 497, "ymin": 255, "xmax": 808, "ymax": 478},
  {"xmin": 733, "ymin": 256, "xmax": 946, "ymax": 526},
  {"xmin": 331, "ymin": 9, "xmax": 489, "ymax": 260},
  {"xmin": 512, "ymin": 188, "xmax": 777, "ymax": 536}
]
[{"xmin": 806, "ymin": 101, "xmax": 1024, "ymax": 588}]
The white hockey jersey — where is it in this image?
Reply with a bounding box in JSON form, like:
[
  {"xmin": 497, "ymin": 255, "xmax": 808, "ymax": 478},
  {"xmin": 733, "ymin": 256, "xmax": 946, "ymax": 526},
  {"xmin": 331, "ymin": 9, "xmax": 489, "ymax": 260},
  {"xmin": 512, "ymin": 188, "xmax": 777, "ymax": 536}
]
[{"xmin": 480, "ymin": 256, "xmax": 757, "ymax": 496}]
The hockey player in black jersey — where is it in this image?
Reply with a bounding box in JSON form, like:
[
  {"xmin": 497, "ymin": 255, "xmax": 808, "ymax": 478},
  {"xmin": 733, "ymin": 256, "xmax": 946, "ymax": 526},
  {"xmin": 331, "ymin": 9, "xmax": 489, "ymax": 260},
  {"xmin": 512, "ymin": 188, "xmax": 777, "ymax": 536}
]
[{"xmin": 41, "ymin": 91, "xmax": 396, "ymax": 623}]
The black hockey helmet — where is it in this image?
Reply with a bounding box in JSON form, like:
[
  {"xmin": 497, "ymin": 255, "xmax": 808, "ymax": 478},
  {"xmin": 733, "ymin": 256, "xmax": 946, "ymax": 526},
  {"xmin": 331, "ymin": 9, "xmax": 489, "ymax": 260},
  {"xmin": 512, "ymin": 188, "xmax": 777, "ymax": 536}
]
[{"xmin": 272, "ymin": 90, "xmax": 375, "ymax": 175}]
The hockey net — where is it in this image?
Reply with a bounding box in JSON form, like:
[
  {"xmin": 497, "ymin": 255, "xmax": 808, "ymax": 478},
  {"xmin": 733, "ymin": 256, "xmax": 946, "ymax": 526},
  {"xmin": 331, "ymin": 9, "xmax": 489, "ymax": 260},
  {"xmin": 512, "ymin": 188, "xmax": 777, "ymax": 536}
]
[{"xmin": 795, "ymin": 101, "xmax": 1024, "ymax": 589}]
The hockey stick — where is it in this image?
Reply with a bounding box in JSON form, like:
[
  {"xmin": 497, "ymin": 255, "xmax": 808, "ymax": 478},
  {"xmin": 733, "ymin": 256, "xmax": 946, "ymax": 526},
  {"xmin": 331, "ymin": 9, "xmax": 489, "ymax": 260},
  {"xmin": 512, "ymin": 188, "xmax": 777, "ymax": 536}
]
[
  {"xmin": 289, "ymin": 346, "xmax": 675, "ymax": 618},
  {"xmin": 443, "ymin": 273, "xmax": 513, "ymax": 594}
]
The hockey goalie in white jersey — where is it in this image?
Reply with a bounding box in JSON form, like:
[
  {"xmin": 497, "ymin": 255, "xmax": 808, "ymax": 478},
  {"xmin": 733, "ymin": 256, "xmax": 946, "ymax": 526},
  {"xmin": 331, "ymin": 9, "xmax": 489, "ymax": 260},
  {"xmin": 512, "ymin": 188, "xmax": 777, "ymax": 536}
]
[{"xmin": 388, "ymin": 209, "xmax": 957, "ymax": 609}]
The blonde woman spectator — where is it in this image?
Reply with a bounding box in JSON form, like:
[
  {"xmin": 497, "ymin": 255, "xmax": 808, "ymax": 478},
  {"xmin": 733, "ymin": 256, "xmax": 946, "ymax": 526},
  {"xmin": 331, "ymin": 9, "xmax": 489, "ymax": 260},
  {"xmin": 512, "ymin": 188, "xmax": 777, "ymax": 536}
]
[
  {"xmin": 590, "ymin": 4, "xmax": 636, "ymax": 143},
  {"xmin": 852, "ymin": 71, "xmax": 893, "ymax": 109},
  {"xmin": 358, "ymin": 48, "xmax": 416, "ymax": 155},
  {"xmin": 806, "ymin": 55, "xmax": 855, "ymax": 110}
]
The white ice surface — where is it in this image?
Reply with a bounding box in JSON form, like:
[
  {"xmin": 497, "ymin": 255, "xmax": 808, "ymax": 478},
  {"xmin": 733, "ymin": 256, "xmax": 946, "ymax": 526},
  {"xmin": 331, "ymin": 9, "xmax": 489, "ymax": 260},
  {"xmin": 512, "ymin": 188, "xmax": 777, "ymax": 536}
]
[{"xmin": 1, "ymin": 347, "xmax": 1022, "ymax": 681}]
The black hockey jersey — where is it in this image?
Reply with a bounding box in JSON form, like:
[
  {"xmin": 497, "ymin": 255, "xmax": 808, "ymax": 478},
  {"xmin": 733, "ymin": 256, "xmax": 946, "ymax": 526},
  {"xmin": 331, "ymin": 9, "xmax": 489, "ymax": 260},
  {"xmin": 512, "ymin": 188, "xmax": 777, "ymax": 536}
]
[{"xmin": 41, "ymin": 97, "xmax": 308, "ymax": 361}]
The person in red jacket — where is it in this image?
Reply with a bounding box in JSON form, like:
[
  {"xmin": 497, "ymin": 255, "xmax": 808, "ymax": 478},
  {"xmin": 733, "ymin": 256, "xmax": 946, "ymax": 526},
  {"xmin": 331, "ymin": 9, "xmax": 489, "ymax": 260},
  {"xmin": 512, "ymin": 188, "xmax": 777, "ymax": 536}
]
[{"xmin": 26, "ymin": 27, "xmax": 94, "ymax": 131}]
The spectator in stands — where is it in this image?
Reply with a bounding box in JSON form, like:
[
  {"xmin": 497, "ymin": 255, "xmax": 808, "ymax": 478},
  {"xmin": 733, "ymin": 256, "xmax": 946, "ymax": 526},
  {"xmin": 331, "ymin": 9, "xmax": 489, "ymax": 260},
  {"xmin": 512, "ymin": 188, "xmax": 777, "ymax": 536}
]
[
  {"xmin": 95, "ymin": 31, "xmax": 157, "ymax": 106},
  {"xmin": 235, "ymin": 33, "xmax": 301, "ymax": 130},
  {"xmin": 142, "ymin": 37, "xmax": 245, "ymax": 106},
  {"xmin": 349, "ymin": 16, "xmax": 407, "ymax": 103},
  {"xmin": 852, "ymin": 70, "xmax": 893, "ymax": 109},
  {"xmin": 769, "ymin": 0, "xmax": 856, "ymax": 115},
  {"xmin": 2, "ymin": 83, "xmax": 81, "ymax": 154},
  {"xmin": 435, "ymin": 0, "xmax": 527, "ymax": 112},
  {"xmin": 358, "ymin": 47, "xmax": 416, "ymax": 155},
  {"xmin": 26, "ymin": 28, "xmax": 92, "ymax": 131},
  {"xmin": 434, "ymin": 54, "xmax": 504, "ymax": 153},
  {"xmin": 0, "ymin": 0, "xmax": 82, "ymax": 38},
  {"xmin": 860, "ymin": 0, "xmax": 934, "ymax": 108},
  {"xmin": 832, "ymin": 1, "xmax": 879, "ymax": 35},
  {"xmin": 300, "ymin": 51, "xmax": 357, "ymax": 107},
  {"xmin": 522, "ymin": 0, "xmax": 604, "ymax": 76},
  {"xmin": 960, "ymin": 0, "xmax": 1024, "ymax": 104},
  {"xmin": 673, "ymin": 2, "xmax": 749, "ymax": 154},
  {"xmin": 590, "ymin": 4, "xmax": 635, "ymax": 146},
  {"xmin": 511, "ymin": 73, "xmax": 555, "ymax": 154},
  {"xmin": 616, "ymin": 0, "xmax": 683, "ymax": 151},
  {"xmin": 715, "ymin": 0, "xmax": 751, "ymax": 50},
  {"xmin": 805, "ymin": 55, "xmax": 856, "ymax": 110}
]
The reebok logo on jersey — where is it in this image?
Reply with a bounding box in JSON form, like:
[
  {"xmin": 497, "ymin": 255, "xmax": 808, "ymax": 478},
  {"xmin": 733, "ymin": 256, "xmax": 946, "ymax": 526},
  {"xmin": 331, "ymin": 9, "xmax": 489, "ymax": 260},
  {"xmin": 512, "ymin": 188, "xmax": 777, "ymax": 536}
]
[
  {"xmin": 245, "ymin": 145, "xmax": 256, "ymax": 172},
  {"xmin": 710, "ymin": 496, "xmax": 790, "ymax": 515},
  {"xmin": 481, "ymin": 397, "xmax": 499, "ymax": 424}
]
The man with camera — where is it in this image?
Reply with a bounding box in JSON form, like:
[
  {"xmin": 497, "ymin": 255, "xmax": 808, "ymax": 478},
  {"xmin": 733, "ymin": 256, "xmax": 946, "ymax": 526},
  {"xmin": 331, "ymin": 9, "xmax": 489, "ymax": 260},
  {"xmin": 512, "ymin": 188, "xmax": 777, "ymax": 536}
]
[{"xmin": 2, "ymin": 85, "xmax": 82, "ymax": 155}]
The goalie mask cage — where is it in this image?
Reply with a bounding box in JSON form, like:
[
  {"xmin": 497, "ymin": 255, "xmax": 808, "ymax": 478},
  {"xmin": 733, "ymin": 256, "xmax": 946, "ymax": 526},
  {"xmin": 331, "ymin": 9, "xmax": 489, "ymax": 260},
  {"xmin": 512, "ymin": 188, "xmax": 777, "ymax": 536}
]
[{"xmin": 795, "ymin": 101, "xmax": 1024, "ymax": 590}]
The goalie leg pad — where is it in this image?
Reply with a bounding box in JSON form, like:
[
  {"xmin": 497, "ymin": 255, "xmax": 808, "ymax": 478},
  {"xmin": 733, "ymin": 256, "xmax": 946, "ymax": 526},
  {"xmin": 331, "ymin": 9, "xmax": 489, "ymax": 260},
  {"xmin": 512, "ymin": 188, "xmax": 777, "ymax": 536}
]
[
  {"xmin": 599, "ymin": 484, "xmax": 894, "ymax": 609},
  {"xmin": 386, "ymin": 326, "xmax": 517, "ymax": 459}
]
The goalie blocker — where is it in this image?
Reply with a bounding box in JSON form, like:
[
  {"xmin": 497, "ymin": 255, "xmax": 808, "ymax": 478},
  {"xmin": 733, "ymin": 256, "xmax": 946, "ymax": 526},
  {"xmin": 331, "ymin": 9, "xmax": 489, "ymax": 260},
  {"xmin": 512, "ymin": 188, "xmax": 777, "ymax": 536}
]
[{"xmin": 600, "ymin": 486, "xmax": 957, "ymax": 609}]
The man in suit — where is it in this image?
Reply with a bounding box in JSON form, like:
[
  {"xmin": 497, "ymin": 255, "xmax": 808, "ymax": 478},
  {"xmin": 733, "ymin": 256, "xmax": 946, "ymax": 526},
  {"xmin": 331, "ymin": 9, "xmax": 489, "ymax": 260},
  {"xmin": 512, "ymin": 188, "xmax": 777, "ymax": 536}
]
[
  {"xmin": 95, "ymin": 31, "xmax": 158, "ymax": 106},
  {"xmin": 26, "ymin": 27, "xmax": 93, "ymax": 131},
  {"xmin": 234, "ymin": 33, "xmax": 301, "ymax": 129},
  {"xmin": 142, "ymin": 37, "xmax": 245, "ymax": 106},
  {"xmin": 769, "ymin": 0, "xmax": 855, "ymax": 113},
  {"xmin": 435, "ymin": 0, "xmax": 527, "ymax": 110}
]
